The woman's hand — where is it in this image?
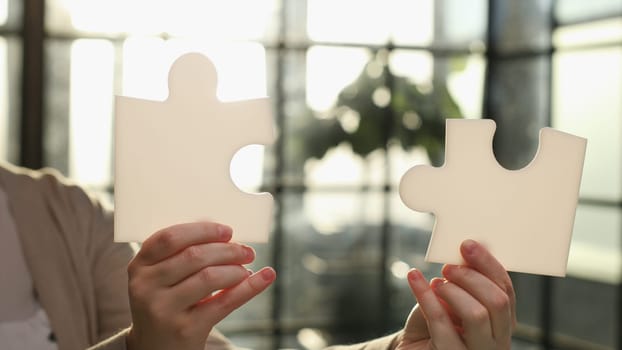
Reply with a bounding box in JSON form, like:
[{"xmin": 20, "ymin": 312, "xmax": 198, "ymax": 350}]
[
  {"xmin": 125, "ymin": 222, "xmax": 275, "ymax": 350},
  {"xmin": 396, "ymin": 240, "xmax": 516, "ymax": 350}
]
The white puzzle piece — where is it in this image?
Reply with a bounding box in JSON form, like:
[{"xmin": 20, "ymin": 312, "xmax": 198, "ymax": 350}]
[
  {"xmin": 114, "ymin": 53, "xmax": 274, "ymax": 242},
  {"xmin": 399, "ymin": 119, "xmax": 587, "ymax": 276}
]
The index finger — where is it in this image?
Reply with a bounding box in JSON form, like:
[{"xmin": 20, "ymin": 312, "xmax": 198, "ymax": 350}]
[
  {"xmin": 460, "ymin": 239, "xmax": 516, "ymax": 325},
  {"xmin": 134, "ymin": 222, "xmax": 233, "ymax": 266},
  {"xmin": 406, "ymin": 269, "xmax": 466, "ymax": 349}
]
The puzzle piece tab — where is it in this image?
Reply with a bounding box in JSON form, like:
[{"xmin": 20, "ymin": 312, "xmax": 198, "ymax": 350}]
[
  {"xmin": 399, "ymin": 119, "xmax": 586, "ymax": 276},
  {"xmin": 114, "ymin": 53, "xmax": 274, "ymax": 242}
]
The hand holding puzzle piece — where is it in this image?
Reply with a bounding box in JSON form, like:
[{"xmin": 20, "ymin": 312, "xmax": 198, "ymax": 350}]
[
  {"xmin": 114, "ymin": 53, "xmax": 274, "ymax": 243},
  {"xmin": 399, "ymin": 119, "xmax": 587, "ymax": 276}
]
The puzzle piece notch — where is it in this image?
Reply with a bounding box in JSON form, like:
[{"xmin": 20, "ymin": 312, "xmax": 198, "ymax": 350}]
[
  {"xmin": 399, "ymin": 119, "xmax": 587, "ymax": 276},
  {"xmin": 115, "ymin": 52, "xmax": 275, "ymax": 243}
]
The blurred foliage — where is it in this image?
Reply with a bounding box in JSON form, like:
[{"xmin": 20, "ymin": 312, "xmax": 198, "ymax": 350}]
[{"xmin": 292, "ymin": 51, "xmax": 462, "ymax": 167}]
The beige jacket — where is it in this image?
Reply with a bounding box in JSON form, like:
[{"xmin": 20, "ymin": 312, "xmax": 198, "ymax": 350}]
[{"xmin": 0, "ymin": 162, "xmax": 397, "ymax": 350}]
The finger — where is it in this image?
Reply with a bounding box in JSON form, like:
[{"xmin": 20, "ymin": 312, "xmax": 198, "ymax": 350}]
[
  {"xmin": 435, "ymin": 281, "xmax": 496, "ymax": 350},
  {"xmin": 442, "ymin": 264, "xmax": 512, "ymax": 343},
  {"xmin": 147, "ymin": 242, "xmax": 255, "ymax": 286},
  {"xmin": 168, "ymin": 265, "xmax": 250, "ymax": 310},
  {"xmin": 193, "ymin": 267, "xmax": 276, "ymax": 327},
  {"xmin": 460, "ymin": 240, "xmax": 516, "ymax": 325},
  {"xmin": 430, "ymin": 277, "xmax": 463, "ymax": 331},
  {"xmin": 406, "ymin": 269, "xmax": 466, "ymax": 349},
  {"xmin": 133, "ymin": 222, "xmax": 233, "ymax": 266}
]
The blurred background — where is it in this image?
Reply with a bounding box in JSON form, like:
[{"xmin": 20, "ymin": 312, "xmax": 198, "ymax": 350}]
[{"xmin": 1, "ymin": 0, "xmax": 620, "ymax": 349}]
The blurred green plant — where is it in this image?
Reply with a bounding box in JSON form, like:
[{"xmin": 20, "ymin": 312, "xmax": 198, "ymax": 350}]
[{"xmin": 292, "ymin": 51, "xmax": 462, "ymax": 167}]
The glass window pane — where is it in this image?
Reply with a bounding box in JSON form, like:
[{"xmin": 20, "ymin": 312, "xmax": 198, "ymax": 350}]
[
  {"xmin": 45, "ymin": 0, "xmax": 280, "ymax": 42},
  {"xmin": 510, "ymin": 273, "xmax": 545, "ymax": 334},
  {"xmin": 123, "ymin": 38, "xmax": 268, "ymax": 102},
  {"xmin": 303, "ymin": 143, "xmax": 384, "ymax": 188},
  {"xmin": 490, "ymin": 0, "xmax": 553, "ymax": 53},
  {"xmin": 306, "ymin": 46, "xmax": 370, "ymax": 112},
  {"xmin": 307, "ymin": 0, "xmax": 434, "ymax": 46},
  {"xmin": 444, "ymin": 54, "xmax": 485, "ymax": 119},
  {"xmin": 0, "ymin": 36, "xmax": 20, "ymax": 164},
  {"xmin": 389, "ymin": 50, "xmax": 434, "ymax": 90},
  {"xmin": 281, "ymin": 191, "xmax": 383, "ymax": 341},
  {"xmin": 554, "ymin": 18, "xmax": 622, "ymax": 49},
  {"xmin": 567, "ymin": 205, "xmax": 621, "ymax": 284},
  {"xmin": 285, "ymin": 46, "xmax": 386, "ymax": 187},
  {"xmin": 432, "ymin": 0, "xmax": 488, "ymax": 48},
  {"xmin": 488, "ymin": 57, "xmax": 550, "ymax": 170},
  {"xmin": 44, "ymin": 38, "xmax": 117, "ymax": 189},
  {"xmin": 555, "ymin": 0, "xmax": 622, "ymax": 24},
  {"xmin": 386, "ymin": 50, "xmax": 439, "ymax": 174},
  {"xmin": 552, "ymin": 47, "xmax": 622, "ymax": 201},
  {"xmin": 44, "ymin": 39, "xmax": 71, "ymax": 175},
  {"xmin": 389, "ymin": 0, "xmax": 435, "ymax": 46},
  {"xmin": 552, "ymin": 276, "xmax": 618, "ymax": 348},
  {"xmin": 0, "ymin": 0, "xmax": 21, "ymax": 29},
  {"xmin": 388, "ymin": 51, "xmax": 484, "ymax": 182},
  {"xmin": 0, "ymin": 0, "xmax": 7, "ymax": 26},
  {"xmin": 303, "ymin": 0, "xmax": 485, "ymax": 47},
  {"xmin": 69, "ymin": 39, "xmax": 115, "ymax": 188}
]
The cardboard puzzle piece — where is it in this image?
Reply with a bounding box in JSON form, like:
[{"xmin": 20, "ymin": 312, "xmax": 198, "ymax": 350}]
[
  {"xmin": 399, "ymin": 119, "xmax": 587, "ymax": 276},
  {"xmin": 114, "ymin": 53, "xmax": 274, "ymax": 242}
]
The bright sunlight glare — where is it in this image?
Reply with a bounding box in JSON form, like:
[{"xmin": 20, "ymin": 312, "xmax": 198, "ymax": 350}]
[
  {"xmin": 307, "ymin": 0, "xmax": 433, "ymax": 45},
  {"xmin": 553, "ymin": 47, "xmax": 622, "ymax": 201},
  {"xmin": 122, "ymin": 39, "xmax": 267, "ymax": 102},
  {"xmin": 304, "ymin": 192, "xmax": 384, "ymax": 235},
  {"xmin": 388, "ymin": 50, "xmax": 433, "ymax": 87},
  {"xmin": 0, "ymin": 0, "xmax": 7, "ymax": 26},
  {"xmin": 446, "ymin": 55, "xmax": 485, "ymax": 119},
  {"xmin": 69, "ymin": 39, "xmax": 114, "ymax": 187},
  {"xmin": 554, "ymin": 18, "xmax": 622, "ymax": 48},
  {"xmin": 62, "ymin": 0, "xmax": 276, "ymax": 39},
  {"xmin": 306, "ymin": 46, "xmax": 369, "ymax": 112}
]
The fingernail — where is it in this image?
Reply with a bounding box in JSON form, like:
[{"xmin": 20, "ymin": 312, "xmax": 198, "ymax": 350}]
[
  {"xmin": 246, "ymin": 268, "xmax": 253, "ymax": 275},
  {"xmin": 442, "ymin": 264, "xmax": 457, "ymax": 276},
  {"xmin": 243, "ymin": 245, "xmax": 256, "ymax": 260},
  {"xmin": 430, "ymin": 277, "xmax": 446, "ymax": 290},
  {"xmin": 218, "ymin": 225, "xmax": 232, "ymax": 239},
  {"xmin": 408, "ymin": 268, "xmax": 420, "ymax": 281},
  {"xmin": 462, "ymin": 239, "xmax": 477, "ymax": 256},
  {"xmin": 261, "ymin": 267, "xmax": 276, "ymax": 281}
]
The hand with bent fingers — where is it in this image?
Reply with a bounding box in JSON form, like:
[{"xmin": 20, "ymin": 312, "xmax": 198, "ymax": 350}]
[
  {"xmin": 125, "ymin": 222, "xmax": 276, "ymax": 350},
  {"xmin": 395, "ymin": 239, "xmax": 516, "ymax": 350}
]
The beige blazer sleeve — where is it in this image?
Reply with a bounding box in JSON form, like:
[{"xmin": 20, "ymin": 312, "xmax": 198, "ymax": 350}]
[
  {"xmin": 88, "ymin": 328, "xmax": 237, "ymax": 350},
  {"xmin": 324, "ymin": 332, "xmax": 400, "ymax": 350},
  {"xmin": 89, "ymin": 329, "xmax": 399, "ymax": 350}
]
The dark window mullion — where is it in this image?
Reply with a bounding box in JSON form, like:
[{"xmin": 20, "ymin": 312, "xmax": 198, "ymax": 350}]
[
  {"xmin": 269, "ymin": 0, "xmax": 288, "ymax": 347},
  {"xmin": 19, "ymin": 0, "xmax": 45, "ymax": 169},
  {"xmin": 542, "ymin": 2, "xmax": 556, "ymax": 348}
]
